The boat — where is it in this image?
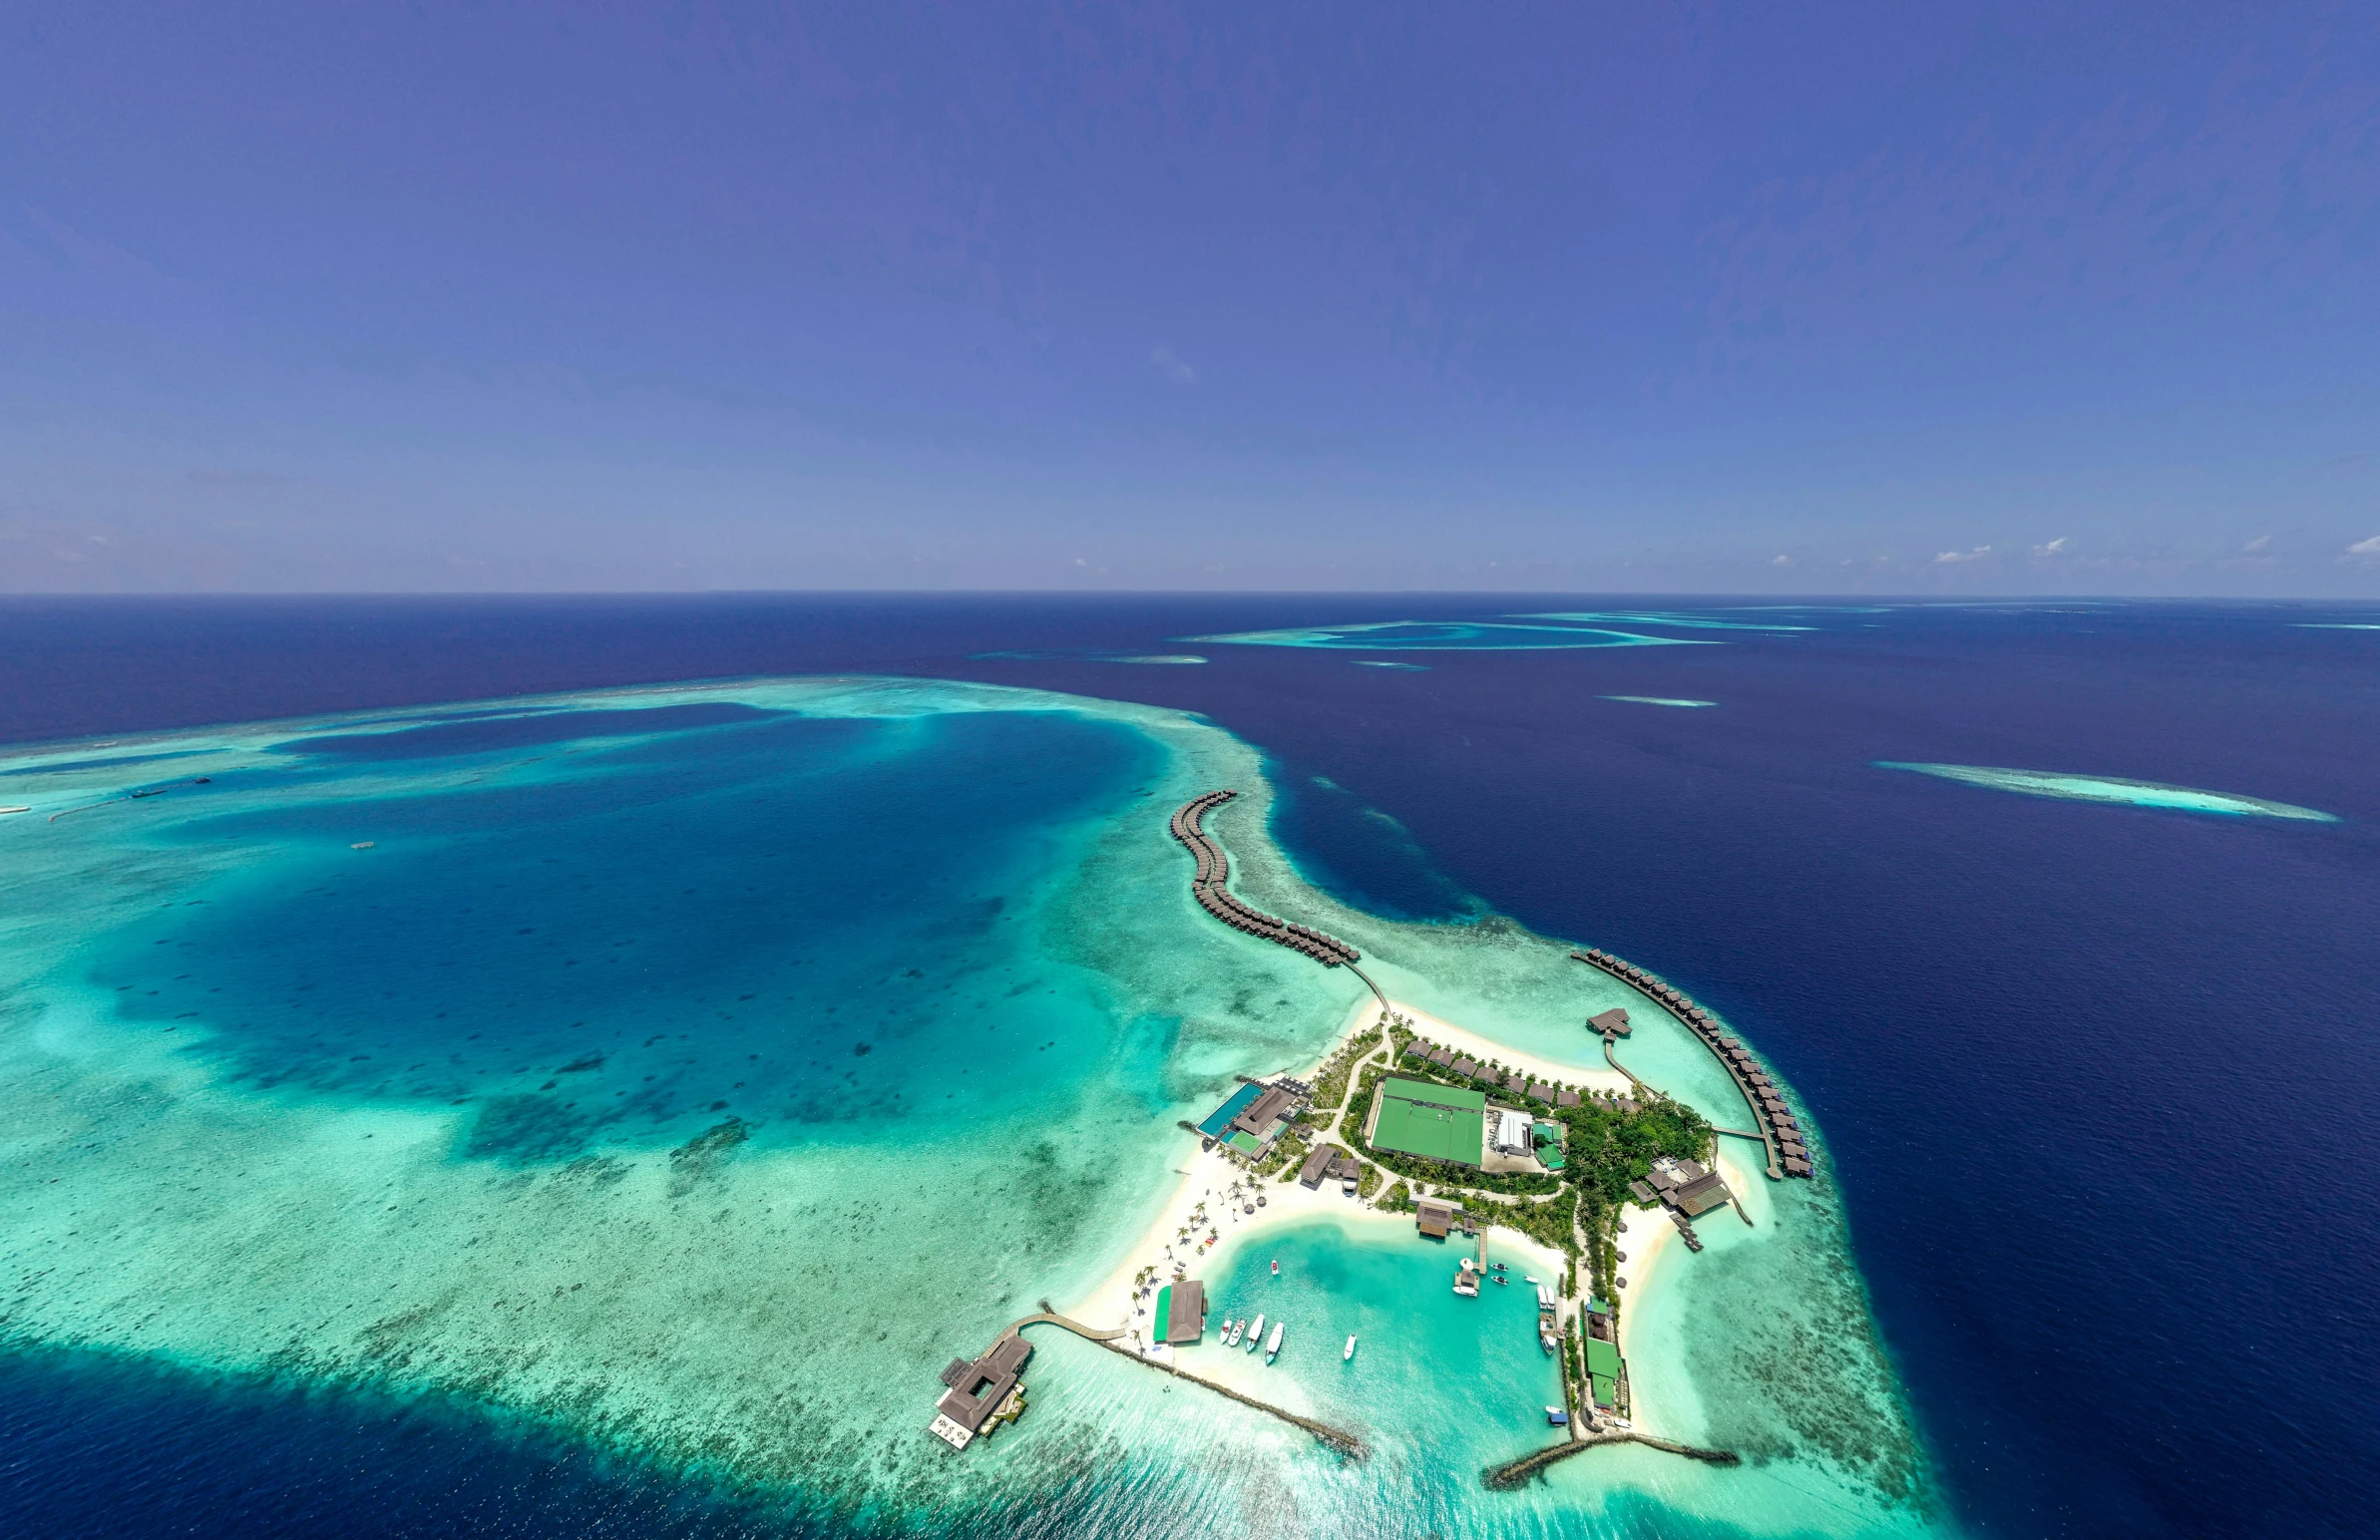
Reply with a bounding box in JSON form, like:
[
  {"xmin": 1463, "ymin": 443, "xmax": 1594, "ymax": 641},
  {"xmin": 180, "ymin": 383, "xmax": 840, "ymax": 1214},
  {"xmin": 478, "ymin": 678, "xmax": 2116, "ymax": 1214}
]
[
  {"xmin": 1264, "ymin": 1322, "xmax": 1284, "ymax": 1361},
  {"xmin": 1545, "ymin": 1406, "xmax": 1570, "ymax": 1426},
  {"xmin": 1488, "ymin": 1262, "xmax": 1508, "ymax": 1273},
  {"xmin": 1222, "ymin": 1319, "xmax": 1240, "ymax": 1347},
  {"xmin": 1245, "ymin": 1314, "xmax": 1265, "ymax": 1352},
  {"xmin": 1540, "ymin": 1332, "xmax": 1559, "ymax": 1352},
  {"xmin": 1492, "ymin": 1274, "xmax": 1508, "ymax": 1286},
  {"xmin": 1344, "ymin": 1335, "xmax": 1358, "ymax": 1360},
  {"xmin": 1270, "ymin": 1259, "xmax": 1279, "ymax": 1276}
]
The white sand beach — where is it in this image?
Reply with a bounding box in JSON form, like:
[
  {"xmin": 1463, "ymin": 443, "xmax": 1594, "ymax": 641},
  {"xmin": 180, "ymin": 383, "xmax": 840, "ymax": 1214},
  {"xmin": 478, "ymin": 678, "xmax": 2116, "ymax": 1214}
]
[
  {"xmin": 1069, "ymin": 996, "xmax": 1629, "ymax": 1339},
  {"xmin": 1371, "ymin": 997, "xmax": 1633, "ymax": 1096}
]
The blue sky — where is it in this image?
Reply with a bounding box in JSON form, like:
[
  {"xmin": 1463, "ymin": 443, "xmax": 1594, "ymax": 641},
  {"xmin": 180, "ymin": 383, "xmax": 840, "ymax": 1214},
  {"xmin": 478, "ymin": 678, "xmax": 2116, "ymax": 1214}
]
[{"xmin": 3, "ymin": 2, "xmax": 2376, "ymax": 593}]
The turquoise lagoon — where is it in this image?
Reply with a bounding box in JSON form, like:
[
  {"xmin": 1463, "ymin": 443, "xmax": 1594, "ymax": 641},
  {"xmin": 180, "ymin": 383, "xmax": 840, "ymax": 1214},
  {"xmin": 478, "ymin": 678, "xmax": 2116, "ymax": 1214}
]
[{"xmin": 0, "ymin": 677, "xmax": 1942, "ymax": 1535}]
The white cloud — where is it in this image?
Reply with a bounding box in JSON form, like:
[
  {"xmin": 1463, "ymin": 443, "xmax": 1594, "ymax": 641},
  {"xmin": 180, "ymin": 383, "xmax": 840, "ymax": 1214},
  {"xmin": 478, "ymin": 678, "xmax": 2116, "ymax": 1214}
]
[
  {"xmin": 1932, "ymin": 545, "xmax": 1992, "ymax": 564},
  {"xmin": 2032, "ymin": 537, "xmax": 2069, "ymax": 556},
  {"xmin": 1771, "ymin": 554, "xmax": 1792, "ymax": 567},
  {"xmin": 2348, "ymin": 535, "xmax": 2380, "ymax": 558},
  {"xmin": 2243, "ymin": 535, "xmax": 2271, "ymax": 552},
  {"xmin": 1149, "ymin": 346, "xmax": 1198, "ymax": 385}
]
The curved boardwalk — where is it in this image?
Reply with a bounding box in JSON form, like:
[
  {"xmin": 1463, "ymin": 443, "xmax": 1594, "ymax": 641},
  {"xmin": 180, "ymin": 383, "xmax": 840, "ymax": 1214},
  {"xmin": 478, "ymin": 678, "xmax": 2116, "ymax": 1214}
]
[
  {"xmin": 996, "ymin": 1304, "xmax": 1368, "ymax": 1457},
  {"xmin": 1572, "ymin": 950, "xmax": 1811, "ymax": 1181},
  {"xmin": 1172, "ymin": 791, "xmax": 1363, "ymax": 969}
]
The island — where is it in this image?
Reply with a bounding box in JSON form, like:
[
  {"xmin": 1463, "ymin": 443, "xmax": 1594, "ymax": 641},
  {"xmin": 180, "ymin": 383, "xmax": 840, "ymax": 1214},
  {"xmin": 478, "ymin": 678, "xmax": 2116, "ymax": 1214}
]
[{"xmin": 924, "ymin": 790, "xmax": 1813, "ymax": 1479}]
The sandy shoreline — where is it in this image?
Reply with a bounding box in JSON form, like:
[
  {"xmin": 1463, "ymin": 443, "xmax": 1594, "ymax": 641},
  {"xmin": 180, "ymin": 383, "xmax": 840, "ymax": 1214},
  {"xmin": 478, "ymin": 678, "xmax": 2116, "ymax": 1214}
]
[
  {"xmin": 1067, "ymin": 994, "xmax": 1626, "ymax": 1335},
  {"xmin": 1379, "ymin": 998, "xmax": 1633, "ymax": 1096}
]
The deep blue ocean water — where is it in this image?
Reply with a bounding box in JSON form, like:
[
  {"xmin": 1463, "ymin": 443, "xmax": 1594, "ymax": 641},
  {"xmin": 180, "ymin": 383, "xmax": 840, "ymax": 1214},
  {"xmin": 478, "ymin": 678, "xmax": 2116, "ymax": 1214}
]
[{"xmin": 2, "ymin": 593, "xmax": 2376, "ymax": 1538}]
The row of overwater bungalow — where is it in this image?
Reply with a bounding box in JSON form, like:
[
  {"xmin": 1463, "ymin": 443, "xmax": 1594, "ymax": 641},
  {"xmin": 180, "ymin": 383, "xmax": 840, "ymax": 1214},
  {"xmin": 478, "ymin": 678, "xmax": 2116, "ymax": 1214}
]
[
  {"xmin": 1171, "ymin": 790, "xmax": 1362, "ymax": 967},
  {"xmin": 1574, "ymin": 949, "xmax": 1813, "ymax": 1178}
]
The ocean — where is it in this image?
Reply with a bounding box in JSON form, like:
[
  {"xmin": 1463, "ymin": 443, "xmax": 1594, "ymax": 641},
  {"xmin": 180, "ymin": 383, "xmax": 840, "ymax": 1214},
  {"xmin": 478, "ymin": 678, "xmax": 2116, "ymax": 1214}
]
[{"xmin": 0, "ymin": 594, "xmax": 2373, "ymax": 1538}]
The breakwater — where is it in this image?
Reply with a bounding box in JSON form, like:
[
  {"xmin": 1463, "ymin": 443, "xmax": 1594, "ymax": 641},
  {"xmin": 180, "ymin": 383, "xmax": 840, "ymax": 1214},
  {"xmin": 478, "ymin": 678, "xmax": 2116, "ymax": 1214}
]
[
  {"xmin": 1172, "ymin": 791, "xmax": 1362, "ymax": 967},
  {"xmin": 1484, "ymin": 1428, "xmax": 1741, "ymax": 1487},
  {"xmin": 1572, "ymin": 950, "xmax": 1812, "ymax": 1181}
]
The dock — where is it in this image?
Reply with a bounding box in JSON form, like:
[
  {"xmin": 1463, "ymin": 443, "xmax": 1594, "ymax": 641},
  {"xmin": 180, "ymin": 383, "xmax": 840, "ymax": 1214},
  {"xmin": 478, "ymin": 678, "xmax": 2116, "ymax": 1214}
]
[
  {"xmin": 929, "ymin": 1302, "xmax": 1367, "ymax": 1458},
  {"xmin": 1571, "ymin": 950, "xmax": 1811, "ymax": 1181},
  {"xmin": 1172, "ymin": 792, "xmax": 1363, "ymax": 969}
]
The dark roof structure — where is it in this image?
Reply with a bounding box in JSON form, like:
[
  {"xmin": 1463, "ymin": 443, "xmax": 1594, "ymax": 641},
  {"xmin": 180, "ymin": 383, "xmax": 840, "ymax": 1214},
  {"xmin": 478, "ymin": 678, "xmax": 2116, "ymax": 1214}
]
[
  {"xmin": 1164, "ymin": 1278, "xmax": 1207, "ymax": 1345},
  {"xmin": 1449, "ymin": 1057, "xmax": 1478, "ymax": 1078},
  {"xmin": 1589, "ymin": 1007, "xmax": 1632, "ymax": 1035},
  {"xmin": 1297, "ymin": 1145, "xmax": 1336, "ymax": 1188},
  {"xmin": 934, "ymin": 1336, "xmax": 1034, "ymax": 1434},
  {"xmin": 1231, "ymin": 1086, "xmax": 1297, "ymax": 1137},
  {"xmin": 1415, "ymin": 1200, "xmax": 1455, "ymax": 1239},
  {"xmin": 1556, "ymin": 1088, "xmax": 1581, "ymax": 1107},
  {"xmin": 1526, "ymin": 1081, "xmax": 1554, "ymax": 1102}
]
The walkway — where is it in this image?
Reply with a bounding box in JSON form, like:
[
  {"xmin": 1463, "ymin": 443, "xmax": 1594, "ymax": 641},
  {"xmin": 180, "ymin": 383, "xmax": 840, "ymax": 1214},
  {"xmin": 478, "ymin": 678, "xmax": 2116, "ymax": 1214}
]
[
  {"xmin": 1172, "ymin": 791, "xmax": 1364, "ymax": 969},
  {"xmin": 994, "ymin": 1303, "xmax": 1369, "ymax": 1458},
  {"xmin": 1573, "ymin": 951, "xmax": 1805, "ymax": 1181}
]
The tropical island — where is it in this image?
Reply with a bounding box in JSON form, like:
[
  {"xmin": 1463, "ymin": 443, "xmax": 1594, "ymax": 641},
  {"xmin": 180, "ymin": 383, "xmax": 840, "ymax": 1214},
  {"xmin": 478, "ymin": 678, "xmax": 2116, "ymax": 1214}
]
[
  {"xmin": 1, "ymin": 678, "xmax": 1929, "ymax": 1537},
  {"xmin": 927, "ymin": 788, "xmax": 1817, "ymax": 1482}
]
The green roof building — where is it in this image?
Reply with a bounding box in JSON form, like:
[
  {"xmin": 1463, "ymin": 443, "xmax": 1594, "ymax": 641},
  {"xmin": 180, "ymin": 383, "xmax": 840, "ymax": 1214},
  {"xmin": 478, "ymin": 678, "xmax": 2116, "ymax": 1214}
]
[{"xmin": 1369, "ymin": 1077, "xmax": 1486, "ymax": 1167}]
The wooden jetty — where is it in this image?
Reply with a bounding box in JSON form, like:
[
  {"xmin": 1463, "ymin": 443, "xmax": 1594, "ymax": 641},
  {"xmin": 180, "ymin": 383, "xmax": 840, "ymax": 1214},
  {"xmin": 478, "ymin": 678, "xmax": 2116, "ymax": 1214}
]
[
  {"xmin": 1172, "ymin": 792, "xmax": 1364, "ymax": 969},
  {"xmin": 932, "ymin": 1302, "xmax": 1367, "ymax": 1458},
  {"xmin": 1571, "ymin": 950, "xmax": 1811, "ymax": 1182}
]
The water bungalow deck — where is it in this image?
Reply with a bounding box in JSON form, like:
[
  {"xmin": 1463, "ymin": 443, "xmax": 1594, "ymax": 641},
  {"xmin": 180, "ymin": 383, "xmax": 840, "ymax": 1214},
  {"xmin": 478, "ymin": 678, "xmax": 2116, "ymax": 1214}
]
[
  {"xmin": 1171, "ymin": 791, "xmax": 1363, "ymax": 968},
  {"xmin": 1569, "ymin": 950, "xmax": 1811, "ymax": 1182}
]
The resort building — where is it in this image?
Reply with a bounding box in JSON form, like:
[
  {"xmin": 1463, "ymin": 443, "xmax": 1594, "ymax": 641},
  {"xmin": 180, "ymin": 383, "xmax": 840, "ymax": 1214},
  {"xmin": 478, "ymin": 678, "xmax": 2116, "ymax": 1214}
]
[
  {"xmin": 1585, "ymin": 1335, "xmax": 1624, "ymax": 1409},
  {"xmin": 1647, "ymin": 1156, "xmax": 1732, "ymax": 1218},
  {"xmin": 929, "ymin": 1335, "xmax": 1033, "ymax": 1450},
  {"xmin": 1414, "ymin": 1199, "xmax": 1459, "ymax": 1239},
  {"xmin": 1366, "ymin": 1077, "xmax": 1487, "ymax": 1167},
  {"xmin": 1589, "ymin": 1007, "xmax": 1632, "ymax": 1037},
  {"xmin": 1195, "ymin": 1078, "xmax": 1306, "ymax": 1161},
  {"xmin": 1490, "ymin": 1107, "xmax": 1535, "ymax": 1156},
  {"xmin": 1151, "ymin": 1278, "xmax": 1207, "ymax": 1345},
  {"xmin": 1296, "ymin": 1146, "xmax": 1364, "ymax": 1190}
]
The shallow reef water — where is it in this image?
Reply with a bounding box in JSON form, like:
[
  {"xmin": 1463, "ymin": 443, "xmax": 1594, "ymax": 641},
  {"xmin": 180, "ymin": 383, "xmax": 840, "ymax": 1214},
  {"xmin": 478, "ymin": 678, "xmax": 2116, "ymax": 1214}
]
[
  {"xmin": 0, "ymin": 675, "xmax": 1941, "ymax": 1536},
  {"xmin": 1874, "ymin": 761, "xmax": 2339, "ymax": 822},
  {"xmin": 1187, "ymin": 619, "xmax": 1711, "ymax": 651}
]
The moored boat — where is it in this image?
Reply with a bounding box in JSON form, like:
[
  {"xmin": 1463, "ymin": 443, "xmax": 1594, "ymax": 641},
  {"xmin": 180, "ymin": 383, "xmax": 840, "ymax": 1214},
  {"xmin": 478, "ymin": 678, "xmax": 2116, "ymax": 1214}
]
[
  {"xmin": 1264, "ymin": 1322, "xmax": 1284, "ymax": 1361},
  {"xmin": 1344, "ymin": 1335, "xmax": 1358, "ymax": 1360},
  {"xmin": 1245, "ymin": 1314, "xmax": 1265, "ymax": 1352}
]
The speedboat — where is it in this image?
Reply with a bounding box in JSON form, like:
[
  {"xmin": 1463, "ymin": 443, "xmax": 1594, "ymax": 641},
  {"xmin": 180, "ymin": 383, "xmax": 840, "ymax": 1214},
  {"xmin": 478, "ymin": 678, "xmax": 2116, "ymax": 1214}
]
[
  {"xmin": 1492, "ymin": 1275, "xmax": 1508, "ymax": 1286},
  {"xmin": 1488, "ymin": 1262, "xmax": 1508, "ymax": 1273},
  {"xmin": 1245, "ymin": 1314, "xmax": 1265, "ymax": 1352},
  {"xmin": 1270, "ymin": 1259, "xmax": 1280, "ymax": 1276},
  {"xmin": 1264, "ymin": 1322, "xmax": 1284, "ymax": 1362},
  {"xmin": 1344, "ymin": 1335, "xmax": 1358, "ymax": 1360},
  {"xmin": 1545, "ymin": 1406, "xmax": 1570, "ymax": 1426},
  {"xmin": 1222, "ymin": 1319, "xmax": 1241, "ymax": 1347}
]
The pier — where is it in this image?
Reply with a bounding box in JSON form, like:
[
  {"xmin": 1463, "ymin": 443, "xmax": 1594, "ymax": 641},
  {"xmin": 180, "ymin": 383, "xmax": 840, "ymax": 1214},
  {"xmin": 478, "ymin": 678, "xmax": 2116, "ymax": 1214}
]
[
  {"xmin": 1571, "ymin": 951, "xmax": 1810, "ymax": 1181},
  {"xmin": 933, "ymin": 1302, "xmax": 1368, "ymax": 1458},
  {"xmin": 1172, "ymin": 792, "xmax": 1363, "ymax": 969}
]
